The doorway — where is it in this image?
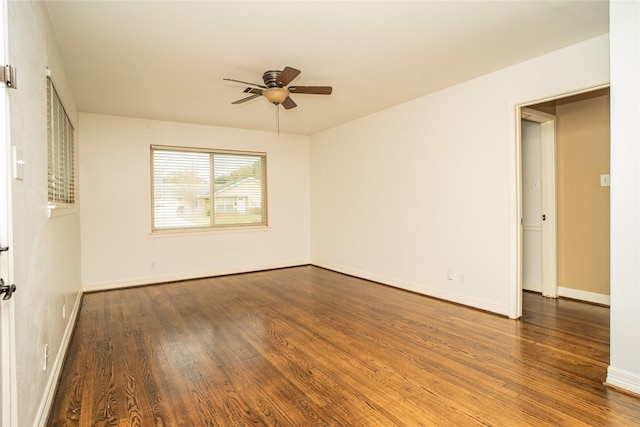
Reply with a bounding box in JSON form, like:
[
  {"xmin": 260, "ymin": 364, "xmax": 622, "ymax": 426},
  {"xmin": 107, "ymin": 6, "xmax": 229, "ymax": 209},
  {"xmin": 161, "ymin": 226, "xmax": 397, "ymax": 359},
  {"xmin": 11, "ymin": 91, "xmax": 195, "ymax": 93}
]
[{"xmin": 517, "ymin": 86, "xmax": 611, "ymax": 317}]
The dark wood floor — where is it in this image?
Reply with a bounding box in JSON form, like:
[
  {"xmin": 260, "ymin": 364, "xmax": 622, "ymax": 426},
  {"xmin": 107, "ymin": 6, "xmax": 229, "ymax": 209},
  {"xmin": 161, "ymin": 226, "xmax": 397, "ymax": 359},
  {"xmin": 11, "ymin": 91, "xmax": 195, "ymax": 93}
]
[{"xmin": 48, "ymin": 266, "xmax": 640, "ymax": 426}]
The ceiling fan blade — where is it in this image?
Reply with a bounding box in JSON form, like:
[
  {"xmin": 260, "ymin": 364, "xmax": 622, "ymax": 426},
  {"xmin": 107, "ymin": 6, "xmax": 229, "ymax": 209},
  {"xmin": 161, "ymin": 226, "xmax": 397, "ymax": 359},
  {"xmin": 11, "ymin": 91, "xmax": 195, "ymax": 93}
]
[
  {"xmin": 243, "ymin": 87, "xmax": 263, "ymax": 95},
  {"xmin": 277, "ymin": 67, "xmax": 301, "ymax": 86},
  {"xmin": 281, "ymin": 96, "xmax": 297, "ymax": 110},
  {"xmin": 288, "ymin": 86, "xmax": 332, "ymax": 95},
  {"xmin": 232, "ymin": 93, "xmax": 262, "ymax": 105},
  {"xmin": 224, "ymin": 78, "xmax": 266, "ymax": 89}
]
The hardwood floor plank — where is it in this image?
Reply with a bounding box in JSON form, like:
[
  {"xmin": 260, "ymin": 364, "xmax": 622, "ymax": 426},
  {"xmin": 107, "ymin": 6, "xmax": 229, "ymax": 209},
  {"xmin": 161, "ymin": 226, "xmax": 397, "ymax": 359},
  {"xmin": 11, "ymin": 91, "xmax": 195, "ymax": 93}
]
[{"xmin": 47, "ymin": 266, "xmax": 640, "ymax": 426}]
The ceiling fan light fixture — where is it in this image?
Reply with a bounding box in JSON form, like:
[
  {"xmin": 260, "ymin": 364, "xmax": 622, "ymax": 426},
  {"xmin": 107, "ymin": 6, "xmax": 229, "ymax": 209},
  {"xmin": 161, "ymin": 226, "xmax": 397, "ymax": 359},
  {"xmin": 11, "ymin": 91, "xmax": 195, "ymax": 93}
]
[{"xmin": 263, "ymin": 87, "xmax": 289, "ymax": 105}]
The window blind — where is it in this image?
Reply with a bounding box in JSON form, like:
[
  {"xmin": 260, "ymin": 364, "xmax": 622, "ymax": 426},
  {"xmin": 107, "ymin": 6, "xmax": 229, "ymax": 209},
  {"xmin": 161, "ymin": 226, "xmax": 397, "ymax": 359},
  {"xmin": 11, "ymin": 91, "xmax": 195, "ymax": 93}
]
[
  {"xmin": 151, "ymin": 146, "xmax": 267, "ymax": 231},
  {"xmin": 47, "ymin": 78, "xmax": 75, "ymax": 205}
]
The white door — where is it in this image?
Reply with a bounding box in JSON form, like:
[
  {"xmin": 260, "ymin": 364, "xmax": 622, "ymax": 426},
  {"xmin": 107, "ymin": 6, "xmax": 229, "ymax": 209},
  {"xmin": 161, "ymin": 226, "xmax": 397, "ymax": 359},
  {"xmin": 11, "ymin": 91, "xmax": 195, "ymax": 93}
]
[
  {"xmin": 0, "ymin": 0, "xmax": 17, "ymax": 424},
  {"xmin": 521, "ymin": 108, "xmax": 558, "ymax": 298},
  {"xmin": 521, "ymin": 119, "xmax": 543, "ymax": 292}
]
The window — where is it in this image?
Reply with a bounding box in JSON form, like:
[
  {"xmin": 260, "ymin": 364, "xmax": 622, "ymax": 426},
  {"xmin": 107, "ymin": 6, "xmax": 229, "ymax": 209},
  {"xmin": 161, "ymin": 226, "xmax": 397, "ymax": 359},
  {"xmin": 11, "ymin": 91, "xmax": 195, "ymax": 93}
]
[
  {"xmin": 151, "ymin": 145, "xmax": 267, "ymax": 231},
  {"xmin": 47, "ymin": 77, "xmax": 75, "ymax": 205}
]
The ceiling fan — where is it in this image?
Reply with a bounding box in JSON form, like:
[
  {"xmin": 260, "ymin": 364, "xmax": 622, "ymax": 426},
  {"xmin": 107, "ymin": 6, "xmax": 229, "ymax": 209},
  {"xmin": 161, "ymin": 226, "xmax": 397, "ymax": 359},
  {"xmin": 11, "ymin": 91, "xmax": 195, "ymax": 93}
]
[{"xmin": 224, "ymin": 66, "xmax": 332, "ymax": 110}]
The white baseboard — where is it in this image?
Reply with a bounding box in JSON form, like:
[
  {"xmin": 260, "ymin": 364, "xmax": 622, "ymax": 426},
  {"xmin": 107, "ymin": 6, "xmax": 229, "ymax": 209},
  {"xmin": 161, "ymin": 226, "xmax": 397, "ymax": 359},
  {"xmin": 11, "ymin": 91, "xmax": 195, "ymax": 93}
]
[
  {"xmin": 522, "ymin": 280, "xmax": 542, "ymax": 293},
  {"xmin": 558, "ymin": 286, "xmax": 610, "ymax": 306},
  {"xmin": 606, "ymin": 366, "xmax": 640, "ymax": 395},
  {"xmin": 82, "ymin": 260, "xmax": 311, "ymax": 292},
  {"xmin": 312, "ymin": 260, "xmax": 509, "ymax": 316},
  {"xmin": 33, "ymin": 291, "xmax": 83, "ymax": 427}
]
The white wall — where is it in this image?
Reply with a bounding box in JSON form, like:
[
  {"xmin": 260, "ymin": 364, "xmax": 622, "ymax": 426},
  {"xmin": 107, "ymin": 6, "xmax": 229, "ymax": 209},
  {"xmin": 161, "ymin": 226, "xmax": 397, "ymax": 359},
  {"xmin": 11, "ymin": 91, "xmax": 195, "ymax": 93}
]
[
  {"xmin": 7, "ymin": 1, "xmax": 82, "ymax": 425},
  {"xmin": 79, "ymin": 114, "xmax": 311, "ymax": 289},
  {"xmin": 310, "ymin": 35, "xmax": 609, "ymax": 316},
  {"xmin": 608, "ymin": 0, "xmax": 640, "ymax": 395}
]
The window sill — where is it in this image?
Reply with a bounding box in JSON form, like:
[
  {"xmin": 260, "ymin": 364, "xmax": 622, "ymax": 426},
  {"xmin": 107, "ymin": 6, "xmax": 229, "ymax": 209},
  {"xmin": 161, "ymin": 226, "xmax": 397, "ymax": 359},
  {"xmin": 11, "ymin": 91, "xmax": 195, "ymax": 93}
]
[
  {"xmin": 48, "ymin": 204, "xmax": 78, "ymax": 218},
  {"xmin": 148, "ymin": 225, "xmax": 270, "ymax": 238}
]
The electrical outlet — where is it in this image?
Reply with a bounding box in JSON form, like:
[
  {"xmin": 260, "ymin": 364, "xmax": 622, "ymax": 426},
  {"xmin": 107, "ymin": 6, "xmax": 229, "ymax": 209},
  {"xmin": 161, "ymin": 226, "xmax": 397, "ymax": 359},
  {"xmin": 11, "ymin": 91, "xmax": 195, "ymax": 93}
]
[
  {"xmin": 43, "ymin": 344, "xmax": 49, "ymax": 371},
  {"xmin": 151, "ymin": 262, "xmax": 156, "ymax": 270},
  {"xmin": 459, "ymin": 273, "xmax": 465, "ymax": 285},
  {"xmin": 447, "ymin": 269, "xmax": 455, "ymax": 281}
]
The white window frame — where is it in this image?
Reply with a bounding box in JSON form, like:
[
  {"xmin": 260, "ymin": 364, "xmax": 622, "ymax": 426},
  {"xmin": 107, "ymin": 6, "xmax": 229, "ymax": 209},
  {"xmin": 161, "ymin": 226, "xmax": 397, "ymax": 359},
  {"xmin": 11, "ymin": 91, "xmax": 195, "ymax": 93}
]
[{"xmin": 150, "ymin": 145, "xmax": 268, "ymax": 232}]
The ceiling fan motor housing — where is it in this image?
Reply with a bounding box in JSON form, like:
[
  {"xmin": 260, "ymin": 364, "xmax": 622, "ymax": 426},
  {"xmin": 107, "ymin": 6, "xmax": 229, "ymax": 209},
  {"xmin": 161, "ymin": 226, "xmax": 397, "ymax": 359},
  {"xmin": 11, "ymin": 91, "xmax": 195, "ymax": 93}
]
[{"xmin": 263, "ymin": 70, "xmax": 283, "ymax": 87}]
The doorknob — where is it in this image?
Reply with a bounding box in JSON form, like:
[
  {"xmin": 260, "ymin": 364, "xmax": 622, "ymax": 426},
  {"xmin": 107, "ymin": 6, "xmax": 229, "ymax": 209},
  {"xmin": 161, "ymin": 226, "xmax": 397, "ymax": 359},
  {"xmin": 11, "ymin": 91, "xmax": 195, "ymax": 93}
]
[{"xmin": 0, "ymin": 278, "xmax": 16, "ymax": 300}]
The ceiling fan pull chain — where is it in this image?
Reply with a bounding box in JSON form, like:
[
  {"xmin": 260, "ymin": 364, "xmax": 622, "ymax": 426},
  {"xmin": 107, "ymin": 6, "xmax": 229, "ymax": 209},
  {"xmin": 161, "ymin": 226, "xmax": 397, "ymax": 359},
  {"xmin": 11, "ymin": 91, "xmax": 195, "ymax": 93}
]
[{"xmin": 276, "ymin": 103, "xmax": 280, "ymax": 135}]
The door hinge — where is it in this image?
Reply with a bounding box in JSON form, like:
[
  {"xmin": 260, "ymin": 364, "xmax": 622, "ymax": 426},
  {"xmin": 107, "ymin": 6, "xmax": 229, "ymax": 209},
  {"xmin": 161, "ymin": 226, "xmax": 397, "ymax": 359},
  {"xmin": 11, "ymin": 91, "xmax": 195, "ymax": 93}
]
[
  {"xmin": 1, "ymin": 65, "xmax": 17, "ymax": 89},
  {"xmin": 0, "ymin": 278, "xmax": 16, "ymax": 300}
]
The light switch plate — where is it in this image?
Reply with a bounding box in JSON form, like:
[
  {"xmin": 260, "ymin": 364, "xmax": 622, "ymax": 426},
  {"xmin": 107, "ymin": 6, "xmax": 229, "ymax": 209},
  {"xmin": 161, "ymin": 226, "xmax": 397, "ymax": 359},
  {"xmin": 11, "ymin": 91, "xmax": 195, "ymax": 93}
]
[
  {"xmin": 12, "ymin": 146, "xmax": 24, "ymax": 180},
  {"xmin": 600, "ymin": 174, "xmax": 610, "ymax": 187}
]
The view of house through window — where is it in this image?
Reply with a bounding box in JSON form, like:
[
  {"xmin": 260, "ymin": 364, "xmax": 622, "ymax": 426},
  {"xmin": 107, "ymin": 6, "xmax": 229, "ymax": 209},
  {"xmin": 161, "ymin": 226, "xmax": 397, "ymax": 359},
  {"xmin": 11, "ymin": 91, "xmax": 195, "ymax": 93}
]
[{"xmin": 151, "ymin": 146, "xmax": 267, "ymax": 231}]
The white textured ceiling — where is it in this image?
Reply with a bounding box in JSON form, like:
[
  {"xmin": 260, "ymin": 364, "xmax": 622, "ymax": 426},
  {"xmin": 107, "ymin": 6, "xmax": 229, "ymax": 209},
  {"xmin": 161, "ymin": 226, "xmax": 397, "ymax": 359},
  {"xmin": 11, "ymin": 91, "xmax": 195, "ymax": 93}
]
[{"xmin": 45, "ymin": 1, "xmax": 609, "ymax": 135}]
